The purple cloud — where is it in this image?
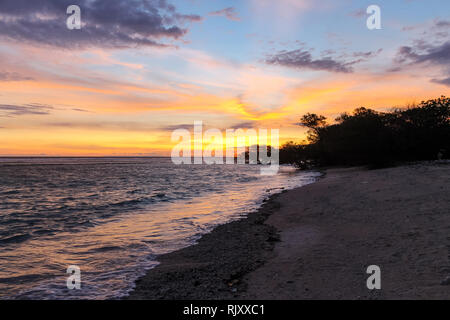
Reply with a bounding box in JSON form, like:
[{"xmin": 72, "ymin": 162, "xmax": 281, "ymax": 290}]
[
  {"xmin": 209, "ymin": 7, "xmax": 240, "ymax": 21},
  {"xmin": 0, "ymin": 103, "xmax": 54, "ymax": 117},
  {"xmin": 265, "ymin": 48, "xmax": 381, "ymax": 73},
  {"xmin": 395, "ymin": 41, "xmax": 450, "ymax": 66},
  {"xmin": 0, "ymin": 71, "xmax": 33, "ymax": 81},
  {"xmin": 0, "ymin": 0, "xmax": 202, "ymax": 49},
  {"xmin": 431, "ymin": 77, "xmax": 450, "ymax": 87}
]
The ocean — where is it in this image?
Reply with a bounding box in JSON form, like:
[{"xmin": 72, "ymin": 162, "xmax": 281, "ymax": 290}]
[{"xmin": 0, "ymin": 157, "xmax": 319, "ymax": 299}]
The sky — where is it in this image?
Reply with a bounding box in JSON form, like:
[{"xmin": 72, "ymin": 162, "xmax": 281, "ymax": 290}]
[{"xmin": 0, "ymin": 0, "xmax": 449, "ymax": 156}]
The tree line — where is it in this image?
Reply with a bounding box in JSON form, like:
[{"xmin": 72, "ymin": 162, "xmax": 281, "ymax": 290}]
[{"xmin": 280, "ymin": 96, "xmax": 450, "ymax": 169}]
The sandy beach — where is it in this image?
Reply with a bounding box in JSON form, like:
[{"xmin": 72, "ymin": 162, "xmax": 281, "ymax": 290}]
[{"xmin": 127, "ymin": 162, "xmax": 450, "ymax": 300}]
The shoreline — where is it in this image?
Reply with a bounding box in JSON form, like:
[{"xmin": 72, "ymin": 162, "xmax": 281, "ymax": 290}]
[
  {"xmin": 126, "ymin": 189, "xmax": 290, "ymax": 299},
  {"xmin": 127, "ymin": 162, "xmax": 450, "ymax": 300}
]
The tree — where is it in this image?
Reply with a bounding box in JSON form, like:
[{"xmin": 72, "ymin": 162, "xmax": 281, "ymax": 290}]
[
  {"xmin": 281, "ymin": 96, "xmax": 450, "ymax": 168},
  {"xmin": 299, "ymin": 113, "xmax": 327, "ymax": 129},
  {"xmin": 298, "ymin": 113, "xmax": 327, "ymax": 143}
]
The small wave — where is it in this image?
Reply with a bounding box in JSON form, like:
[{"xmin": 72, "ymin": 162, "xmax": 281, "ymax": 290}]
[
  {"xmin": 0, "ymin": 273, "xmax": 47, "ymax": 284},
  {"xmin": 107, "ymin": 199, "xmax": 146, "ymax": 208},
  {"xmin": 86, "ymin": 245, "xmax": 123, "ymax": 253},
  {"xmin": 0, "ymin": 233, "xmax": 31, "ymax": 245},
  {"xmin": 1, "ymin": 190, "xmax": 21, "ymax": 195},
  {"xmin": 237, "ymin": 176, "xmax": 258, "ymax": 183},
  {"xmin": 31, "ymin": 229, "xmax": 56, "ymax": 236}
]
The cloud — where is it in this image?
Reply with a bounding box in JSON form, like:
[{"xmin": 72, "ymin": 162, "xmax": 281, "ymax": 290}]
[
  {"xmin": 209, "ymin": 7, "xmax": 240, "ymax": 21},
  {"xmin": 395, "ymin": 41, "xmax": 450, "ymax": 66},
  {"xmin": 159, "ymin": 121, "xmax": 257, "ymax": 133},
  {"xmin": 431, "ymin": 77, "xmax": 450, "ymax": 87},
  {"xmin": 265, "ymin": 48, "xmax": 380, "ymax": 73},
  {"xmin": 159, "ymin": 123, "xmax": 195, "ymax": 132},
  {"xmin": 349, "ymin": 8, "xmax": 366, "ymax": 18},
  {"xmin": 393, "ymin": 22, "xmax": 450, "ymax": 85},
  {"xmin": 0, "ymin": 103, "xmax": 54, "ymax": 117},
  {"xmin": 0, "ymin": 0, "xmax": 201, "ymax": 49},
  {"xmin": 402, "ymin": 19, "xmax": 449, "ymax": 37},
  {"xmin": 352, "ymin": 49, "xmax": 383, "ymax": 58},
  {"xmin": 229, "ymin": 121, "xmax": 256, "ymax": 130},
  {"xmin": 43, "ymin": 120, "xmax": 158, "ymax": 132},
  {"xmin": 0, "ymin": 71, "xmax": 33, "ymax": 81},
  {"xmin": 435, "ymin": 20, "xmax": 450, "ymax": 28}
]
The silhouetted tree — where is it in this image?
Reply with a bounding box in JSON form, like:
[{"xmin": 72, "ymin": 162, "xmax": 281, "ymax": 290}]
[{"xmin": 280, "ymin": 96, "xmax": 450, "ymax": 168}]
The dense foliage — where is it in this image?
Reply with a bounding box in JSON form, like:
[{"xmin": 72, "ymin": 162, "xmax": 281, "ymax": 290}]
[{"xmin": 280, "ymin": 96, "xmax": 450, "ymax": 169}]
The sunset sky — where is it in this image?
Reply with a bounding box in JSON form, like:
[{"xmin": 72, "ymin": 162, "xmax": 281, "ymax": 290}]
[{"xmin": 0, "ymin": 0, "xmax": 449, "ymax": 156}]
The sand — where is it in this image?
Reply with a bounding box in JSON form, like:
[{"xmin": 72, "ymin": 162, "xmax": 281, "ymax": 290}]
[{"xmin": 127, "ymin": 162, "xmax": 450, "ymax": 300}]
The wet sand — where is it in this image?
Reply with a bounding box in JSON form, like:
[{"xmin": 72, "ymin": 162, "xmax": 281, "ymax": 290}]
[{"xmin": 127, "ymin": 162, "xmax": 450, "ymax": 300}]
